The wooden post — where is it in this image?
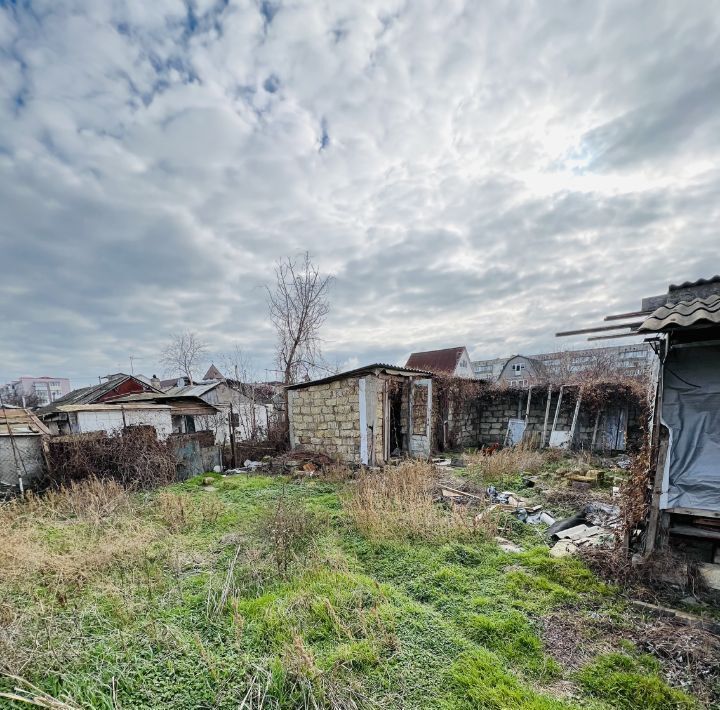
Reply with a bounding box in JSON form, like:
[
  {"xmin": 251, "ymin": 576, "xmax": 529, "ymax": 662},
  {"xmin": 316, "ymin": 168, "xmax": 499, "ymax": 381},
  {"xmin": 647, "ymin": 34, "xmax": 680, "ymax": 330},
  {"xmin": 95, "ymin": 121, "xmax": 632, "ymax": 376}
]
[
  {"xmin": 406, "ymin": 377, "xmax": 414, "ymax": 453},
  {"xmin": 229, "ymin": 403, "xmax": 237, "ymax": 468},
  {"xmin": 549, "ymin": 385, "xmax": 564, "ymax": 446},
  {"xmin": 568, "ymin": 390, "xmax": 583, "ymax": 449},
  {"xmin": 590, "ymin": 410, "xmax": 602, "ymax": 451},
  {"xmin": 541, "ymin": 385, "xmax": 552, "ymax": 447}
]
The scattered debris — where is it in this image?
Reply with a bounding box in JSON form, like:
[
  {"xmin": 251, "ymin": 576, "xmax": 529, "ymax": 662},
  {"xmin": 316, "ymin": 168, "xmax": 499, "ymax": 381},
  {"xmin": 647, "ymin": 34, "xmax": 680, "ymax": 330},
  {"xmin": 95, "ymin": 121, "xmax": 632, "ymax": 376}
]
[
  {"xmin": 547, "ymin": 502, "xmax": 621, "ymax": 555},
  {"xmin": 629, "ymin": 600, "xmax": 720, "ymax": 635},
  {"xmin": 550, "ymin": 540, "xmax": 578, "ymax": 558}
]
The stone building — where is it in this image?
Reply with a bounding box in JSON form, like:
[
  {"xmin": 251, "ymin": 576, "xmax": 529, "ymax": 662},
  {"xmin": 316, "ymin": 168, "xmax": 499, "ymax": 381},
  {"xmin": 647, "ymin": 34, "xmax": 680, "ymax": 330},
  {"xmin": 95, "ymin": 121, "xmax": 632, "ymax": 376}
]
[{"xmin": 287, "ymin": 364, "xmax": 433, "ymax": 465}]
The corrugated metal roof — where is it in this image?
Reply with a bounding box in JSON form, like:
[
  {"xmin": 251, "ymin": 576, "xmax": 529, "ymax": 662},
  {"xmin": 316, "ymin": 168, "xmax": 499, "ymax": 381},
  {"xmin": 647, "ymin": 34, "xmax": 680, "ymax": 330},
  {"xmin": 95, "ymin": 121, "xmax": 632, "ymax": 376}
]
[
  {"xmin": 286, "ymin": 363, "xmax": 432, "ymax": 390},
  {"xmin": 162, "ymin": 382, "xmax": 220, "ymax": 397},
  {"xmin": 56, "ymin": 403, "xmax": 171, "ymax": 412},
  {"xmin": 405, "ymin": 347, "xmax": 467, "ymax": 373},
  {"xmin": 638, "ymin": 294, "xmax": 720, "ymax": 332},
  {"xmin": 668, "ymin": 275, "xmax": 720, "ymax": 291},
  {"xmin": 37, "ymin": 374, "xmax": 163, "ymax": 416},
  {"xmin": 0, "ymin": 408, "xmax": 51, "ymax": 436},
  {"xmin": 109, "ymin": 392, "xmax": 220, "ymax": 412}
]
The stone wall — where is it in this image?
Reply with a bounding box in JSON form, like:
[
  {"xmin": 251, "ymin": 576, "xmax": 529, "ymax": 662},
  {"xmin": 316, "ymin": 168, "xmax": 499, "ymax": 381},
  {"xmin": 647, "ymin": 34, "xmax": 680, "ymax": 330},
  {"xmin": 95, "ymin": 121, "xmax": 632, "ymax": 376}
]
[
  {"xmin": 448, "ymin": 387, "xmax": 644, "ymax": 451},
  {"xmin": 288, "ymin": 376, "xmax": 364, "ymax": 463},
  {"xmin": 288, "ymin": 373, "xmax": 424, "ymax": 464}
]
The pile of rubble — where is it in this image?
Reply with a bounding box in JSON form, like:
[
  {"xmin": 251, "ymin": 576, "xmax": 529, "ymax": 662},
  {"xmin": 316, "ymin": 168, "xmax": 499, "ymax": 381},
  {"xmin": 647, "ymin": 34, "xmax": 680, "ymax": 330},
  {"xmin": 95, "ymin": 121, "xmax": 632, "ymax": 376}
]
[
  {"xmin": 547, "ymin": 502, "xmax": 621, "ymax": 557},
  {"xmin": 437, "ymin": 476, "xmax": 621, "ymax": 558}
]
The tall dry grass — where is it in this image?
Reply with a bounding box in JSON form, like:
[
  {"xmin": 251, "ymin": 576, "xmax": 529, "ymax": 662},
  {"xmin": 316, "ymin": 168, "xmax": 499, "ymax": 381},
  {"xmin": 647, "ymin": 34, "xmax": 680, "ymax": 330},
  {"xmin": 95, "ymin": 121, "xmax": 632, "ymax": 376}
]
[
  {"xmin": 0, "ymin": 479, "xmax": 163, "ymax": 592},
  {"xmin": 345, "ymin": 461, "xmax": 493, "ymax": 542},
  {"xmin": 464, "ymin": 446, "xmax": 547, "ymax": 484}
]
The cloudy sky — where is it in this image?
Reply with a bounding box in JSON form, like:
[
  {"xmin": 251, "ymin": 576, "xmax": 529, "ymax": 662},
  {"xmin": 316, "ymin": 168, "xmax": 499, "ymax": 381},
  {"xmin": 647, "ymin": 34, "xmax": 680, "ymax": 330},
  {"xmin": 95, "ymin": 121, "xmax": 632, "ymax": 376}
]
[{"xmin": 1, "ymin": 0, "xmax": 719, "ymax": 386}]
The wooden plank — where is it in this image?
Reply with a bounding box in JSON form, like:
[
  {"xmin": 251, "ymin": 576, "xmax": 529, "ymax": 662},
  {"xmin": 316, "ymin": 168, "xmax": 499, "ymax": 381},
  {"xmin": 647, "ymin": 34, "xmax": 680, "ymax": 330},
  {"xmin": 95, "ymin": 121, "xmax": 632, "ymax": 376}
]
[
  {"xmin": 556, "ymin": 322, "xmax": 642, "ymax": 337},
  {"xmin": 668, "ymin": 507, "xmax": 720, "ymax": 519},
  {"xmin": 587, "ymin": 331, "xmax": 641, "ymax": 341},
  {"xmin": 669, "ymin": 525, "xmax": 720, "ymax": 541},
  {"xmin": 604, "ymin": 310, "xmax": 652, "ymax": 321},
  {"xmin": 541, "ymin": 385, "xmax": 552, "ymax": 448}
]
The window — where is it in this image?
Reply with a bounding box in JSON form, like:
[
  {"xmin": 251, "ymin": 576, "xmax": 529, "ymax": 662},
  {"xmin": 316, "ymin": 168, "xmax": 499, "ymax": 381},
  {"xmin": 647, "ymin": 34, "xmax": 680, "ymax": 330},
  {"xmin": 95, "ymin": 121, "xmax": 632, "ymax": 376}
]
[
  {"xmin": 511, "ymin": 363, "xmax": 525, "ymax": 374},
  {"xmin": 510, "ymin": 379, "xmax": 529, "ymax": 388}
]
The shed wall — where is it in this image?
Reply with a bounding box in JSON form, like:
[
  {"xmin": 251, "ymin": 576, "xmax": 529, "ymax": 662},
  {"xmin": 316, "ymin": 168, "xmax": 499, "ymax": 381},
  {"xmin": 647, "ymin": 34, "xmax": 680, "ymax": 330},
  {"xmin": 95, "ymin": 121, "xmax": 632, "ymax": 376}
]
[
  {"xmin": 0, "ymin": 436, "xmax": 45, "ymax": 488},
  {"xmin": 75, "ymin": 409, "xmax": 173, "ymax": 440}
]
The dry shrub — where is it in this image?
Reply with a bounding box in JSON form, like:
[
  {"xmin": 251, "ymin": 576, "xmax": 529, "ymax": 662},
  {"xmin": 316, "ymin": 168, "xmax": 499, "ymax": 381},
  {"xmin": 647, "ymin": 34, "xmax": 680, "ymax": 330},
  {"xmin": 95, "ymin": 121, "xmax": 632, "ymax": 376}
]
[
  {"xmin": 45, "ymin": 428, "xmax": 176, "ymax": 490},
  {"xmin": 41, "ymin": 477, "xmax": 131, "ymax": 522},
  {"xmin": 0, "ymin": 481, "xmax": 161, "ymax": 589},
  {"xmin": 465, "ymin": 446, "xmax": 546, "ymax": 484},
  {"xmin": 260, "ymin": 493, "xmax": 324, "ymax": 575},
  {"xmin": 345, "ymin": 461, "xmax": 486, "ymax": 542},
  {"xmin": 156, "ymin": 491, "xmax": 225, "ymax": 533}
]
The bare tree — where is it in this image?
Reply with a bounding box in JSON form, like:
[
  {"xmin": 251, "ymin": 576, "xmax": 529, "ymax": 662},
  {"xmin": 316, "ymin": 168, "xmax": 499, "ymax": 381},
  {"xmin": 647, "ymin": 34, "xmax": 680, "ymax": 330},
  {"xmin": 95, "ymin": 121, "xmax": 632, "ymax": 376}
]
[
  {"xmin": 266, "ymin": 252, "xmax": 333, "ymax": 386},
  {"xmin": 160, "ymin": 331, "xmax": 208, "ymax": 385},
  {"xmin": 1, "ymin": 390, "xmax": 40, "ymax": 409}
]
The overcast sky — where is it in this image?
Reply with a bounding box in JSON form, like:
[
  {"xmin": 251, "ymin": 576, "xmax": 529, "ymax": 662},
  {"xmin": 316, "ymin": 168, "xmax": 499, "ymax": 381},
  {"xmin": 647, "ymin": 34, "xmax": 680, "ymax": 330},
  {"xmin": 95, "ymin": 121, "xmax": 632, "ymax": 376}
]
[{"xmin": 1, "ymin": 1, "xmax": 719, "ymax": 386}]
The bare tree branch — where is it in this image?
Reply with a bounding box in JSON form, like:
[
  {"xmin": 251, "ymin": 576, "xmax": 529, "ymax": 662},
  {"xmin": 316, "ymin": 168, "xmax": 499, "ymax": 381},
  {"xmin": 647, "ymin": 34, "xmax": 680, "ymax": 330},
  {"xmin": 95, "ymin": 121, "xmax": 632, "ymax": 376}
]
[
  {"xmin": 265, "ymin": 252, "xmax": 333, "ymax": 386},
  {"xmin": 160, "ymin": 331, "xmax": 208, "ymax": 385}
]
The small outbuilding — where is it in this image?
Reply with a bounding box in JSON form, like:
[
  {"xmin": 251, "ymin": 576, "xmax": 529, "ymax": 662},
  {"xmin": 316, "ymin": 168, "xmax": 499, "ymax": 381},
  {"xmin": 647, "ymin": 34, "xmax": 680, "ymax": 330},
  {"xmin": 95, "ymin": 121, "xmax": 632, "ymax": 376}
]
[
  {"xmin": 287, "ymin": 364, "xmax": 433, "ymax": 465},
  {"xmin": 0, "ymin": 407, "xmax": 51, "ymax": 491}
]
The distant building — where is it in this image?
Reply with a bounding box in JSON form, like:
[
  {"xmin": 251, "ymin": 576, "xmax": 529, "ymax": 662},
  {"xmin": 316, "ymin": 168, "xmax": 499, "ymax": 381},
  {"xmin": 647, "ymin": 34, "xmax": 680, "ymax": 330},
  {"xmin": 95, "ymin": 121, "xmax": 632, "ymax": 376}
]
[
  {"xmin": 157, "ymin": 368, "xmax": 276, "ymax": 443},
  {"xmin": 0, "ymin": 376, "xmax": 71, "ymax": 407},
  {"xmin": 472, "ymin": 343, "xmax": 653, "ymax": 386},
  {"xmin": 405, "ymin": 346, "xmax": 474, "ymax": 378}
]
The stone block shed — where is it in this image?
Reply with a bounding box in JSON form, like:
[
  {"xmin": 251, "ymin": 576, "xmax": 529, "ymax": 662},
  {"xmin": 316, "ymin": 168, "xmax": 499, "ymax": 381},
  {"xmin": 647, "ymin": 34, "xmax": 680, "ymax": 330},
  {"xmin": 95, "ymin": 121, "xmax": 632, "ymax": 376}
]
[{"xmin": 286, "ymin": 364, "xmax": 434, "ymax": 465}]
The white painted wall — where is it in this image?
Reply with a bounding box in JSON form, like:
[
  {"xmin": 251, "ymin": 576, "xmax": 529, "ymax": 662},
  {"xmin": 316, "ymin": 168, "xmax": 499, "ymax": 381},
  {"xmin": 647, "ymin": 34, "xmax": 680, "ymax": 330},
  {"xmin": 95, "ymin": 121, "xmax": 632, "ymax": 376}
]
[{"xmin": 74, "ymin": 409, "xmax": 173, "ymax": 440}]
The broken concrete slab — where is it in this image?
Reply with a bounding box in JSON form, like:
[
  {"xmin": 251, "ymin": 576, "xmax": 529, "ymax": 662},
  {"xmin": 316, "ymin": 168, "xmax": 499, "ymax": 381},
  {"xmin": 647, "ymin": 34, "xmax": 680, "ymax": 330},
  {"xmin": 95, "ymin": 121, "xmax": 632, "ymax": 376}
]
[
  {"xmin": 699, "ymin": 563, "xmax": 720, "ymax": 591},
  {"xmin": 550, "ymin": 540, "xmax": 578, "ymax": 558},
  {"xmin": 494, "ymin": 536, "xmax": 522, "ymax": 553}
]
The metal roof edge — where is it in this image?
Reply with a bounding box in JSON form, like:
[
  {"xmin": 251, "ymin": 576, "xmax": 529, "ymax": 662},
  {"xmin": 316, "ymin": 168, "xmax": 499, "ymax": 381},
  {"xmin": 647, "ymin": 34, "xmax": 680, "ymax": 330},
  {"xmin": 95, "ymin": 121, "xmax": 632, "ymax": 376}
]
[{"xmin": 285, "ymin": 363, "xmax": 433, "ymax": 390}]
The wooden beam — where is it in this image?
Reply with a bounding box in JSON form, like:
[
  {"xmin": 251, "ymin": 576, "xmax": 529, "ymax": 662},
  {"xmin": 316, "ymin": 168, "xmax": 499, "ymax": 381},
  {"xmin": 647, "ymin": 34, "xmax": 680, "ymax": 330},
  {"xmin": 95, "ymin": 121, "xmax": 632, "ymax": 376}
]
[
  {"xmin": 587, "ymin": 331, "xmax": 641, "ymax": 341},
  {"xmin": 669, "ymin": 525, "xmax": 720, "ymax": 541},
  {"xmin": 556, "ymin": 322, "xmax": 643, "ymax": 337},
  {"xmin": 541, "ymin": 385, "xmax": 552, "ymax": 448},
  {"xmin": 604, "ymin": 310, "xmax": 652, "ymax": 321}
]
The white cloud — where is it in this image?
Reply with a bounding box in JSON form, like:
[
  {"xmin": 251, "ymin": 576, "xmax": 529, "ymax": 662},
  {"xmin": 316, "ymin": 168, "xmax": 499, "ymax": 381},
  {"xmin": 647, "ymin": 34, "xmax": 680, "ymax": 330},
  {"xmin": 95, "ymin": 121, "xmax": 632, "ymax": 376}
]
[{"xmin": 1, "ymin": 0, "xmax": 719, "ymax": 386}]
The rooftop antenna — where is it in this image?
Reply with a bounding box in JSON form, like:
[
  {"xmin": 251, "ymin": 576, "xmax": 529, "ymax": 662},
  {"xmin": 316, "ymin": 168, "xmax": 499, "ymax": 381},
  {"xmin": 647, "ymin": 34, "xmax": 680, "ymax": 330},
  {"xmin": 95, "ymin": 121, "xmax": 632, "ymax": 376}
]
[{"xmin": 129, "ymin": 355, "xmax": 141, "ymax": 375}]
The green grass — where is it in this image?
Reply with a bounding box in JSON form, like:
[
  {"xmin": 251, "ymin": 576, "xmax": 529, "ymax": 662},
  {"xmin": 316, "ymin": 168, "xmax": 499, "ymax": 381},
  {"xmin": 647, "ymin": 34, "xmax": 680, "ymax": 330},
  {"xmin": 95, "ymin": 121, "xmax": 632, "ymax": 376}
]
[{"xmin": 0, "ymin": 473, "xmax": 699, "ymax": 709}]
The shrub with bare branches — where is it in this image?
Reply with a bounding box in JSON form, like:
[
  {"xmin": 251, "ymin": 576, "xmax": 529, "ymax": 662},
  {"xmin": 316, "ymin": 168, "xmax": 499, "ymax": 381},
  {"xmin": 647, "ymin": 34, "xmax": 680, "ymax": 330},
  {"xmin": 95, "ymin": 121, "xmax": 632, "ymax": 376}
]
[{"xmin": 45, "ymin": 428, "xmax": 176, "ymax": 490}]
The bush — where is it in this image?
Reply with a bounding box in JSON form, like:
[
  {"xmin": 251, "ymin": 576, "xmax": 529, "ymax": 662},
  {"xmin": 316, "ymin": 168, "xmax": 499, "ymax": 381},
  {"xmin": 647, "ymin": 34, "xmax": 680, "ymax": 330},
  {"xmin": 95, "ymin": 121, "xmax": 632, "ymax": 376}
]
[
  {"xmin": 577, "ymin": 652, "xmax": 698, "ymax": 709},
  {"xmin": 45, "ymin": 428, "xmax": 176, "ymax": 490},
  {"xmin": 345, "ymin": 461, "xmax": 485, "ymax": 542}
]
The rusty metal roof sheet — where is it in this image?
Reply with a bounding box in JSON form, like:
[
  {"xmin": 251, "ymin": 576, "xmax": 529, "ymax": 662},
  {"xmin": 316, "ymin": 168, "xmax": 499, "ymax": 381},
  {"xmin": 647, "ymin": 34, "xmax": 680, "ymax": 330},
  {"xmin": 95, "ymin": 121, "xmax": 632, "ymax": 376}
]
[
  {"xmin": 638, "ymin": 294, "xmax": 720, "ymax": 332},
  {"xmin": 405, "ymin": 347, "xmax": 467, "ymax": 373}
]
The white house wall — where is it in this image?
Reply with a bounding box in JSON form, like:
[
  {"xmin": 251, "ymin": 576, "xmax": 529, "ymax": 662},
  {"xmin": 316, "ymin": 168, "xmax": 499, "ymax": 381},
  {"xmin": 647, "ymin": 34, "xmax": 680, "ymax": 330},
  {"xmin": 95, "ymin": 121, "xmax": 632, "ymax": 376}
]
[{"xmin": 75, "ymin": 409, "xmax": 172, "ymax": 440}]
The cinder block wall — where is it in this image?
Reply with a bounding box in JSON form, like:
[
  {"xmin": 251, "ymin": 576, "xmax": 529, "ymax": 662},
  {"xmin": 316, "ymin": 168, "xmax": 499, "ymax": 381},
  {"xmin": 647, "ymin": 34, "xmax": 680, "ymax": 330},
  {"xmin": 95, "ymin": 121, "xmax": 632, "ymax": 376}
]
[
  {"xmin": 289, "ymin": 377, "xmax": 363, "ymax": 463},
  {"xmin": 449, "ymin": 389, "xmax": 644, "ymax": 451}
]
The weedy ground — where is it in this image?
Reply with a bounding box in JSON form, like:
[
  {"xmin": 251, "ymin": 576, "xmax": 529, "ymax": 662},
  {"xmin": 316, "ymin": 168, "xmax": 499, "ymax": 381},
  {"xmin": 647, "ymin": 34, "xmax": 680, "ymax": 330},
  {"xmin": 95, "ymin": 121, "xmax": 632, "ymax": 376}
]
[{"xmin": 0, "ymin": 453, "xmax": 715, "ymax": 709}]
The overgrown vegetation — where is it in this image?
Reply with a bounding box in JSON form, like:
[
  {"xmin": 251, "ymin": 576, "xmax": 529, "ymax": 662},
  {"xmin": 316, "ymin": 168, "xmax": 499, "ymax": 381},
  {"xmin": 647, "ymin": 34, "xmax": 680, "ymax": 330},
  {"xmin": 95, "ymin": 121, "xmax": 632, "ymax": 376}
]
[{"xmin": 0, "ymin": 454, "xmax": 711, "ymax": 709}]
